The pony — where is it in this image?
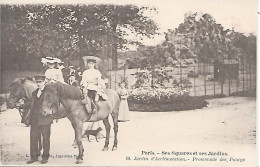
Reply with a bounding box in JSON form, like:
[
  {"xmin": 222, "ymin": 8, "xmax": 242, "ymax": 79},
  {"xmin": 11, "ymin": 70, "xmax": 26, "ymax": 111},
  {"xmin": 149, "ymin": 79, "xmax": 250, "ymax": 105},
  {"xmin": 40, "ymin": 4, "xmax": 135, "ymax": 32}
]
[
  {"xmin": 8, "ymin": 78, "xmax": 38, "ymax": 125},
  {"xmin": 39, "ymin": 82, "xmax": 120, "ymax": 164}
]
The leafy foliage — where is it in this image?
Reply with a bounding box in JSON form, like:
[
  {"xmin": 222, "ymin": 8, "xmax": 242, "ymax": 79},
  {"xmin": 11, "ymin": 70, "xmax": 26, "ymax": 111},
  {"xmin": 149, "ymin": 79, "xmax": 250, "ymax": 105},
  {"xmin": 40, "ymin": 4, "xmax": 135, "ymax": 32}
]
[
  {"xmin": 164, "ymin": 12, "xmax": 256, "ymax": 64},
  {"xmin": 1, "ymin": 4, "xmax": 159, "ymax": 70}
]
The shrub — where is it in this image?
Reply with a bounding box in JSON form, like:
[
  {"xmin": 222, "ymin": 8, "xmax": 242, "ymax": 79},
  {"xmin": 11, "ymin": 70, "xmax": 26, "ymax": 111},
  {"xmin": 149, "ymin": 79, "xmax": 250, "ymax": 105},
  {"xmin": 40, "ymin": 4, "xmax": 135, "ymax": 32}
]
[
  {"xmin": 128, "ymin": 87, "xmax": 189, "ymax": 104},
  {"xmin": 128, "ymin": 87, "xmax": 208, "ymax": 111},
  {"xmin": 128, "ymin": 96, "xmax": 208, "ymax": 112}
]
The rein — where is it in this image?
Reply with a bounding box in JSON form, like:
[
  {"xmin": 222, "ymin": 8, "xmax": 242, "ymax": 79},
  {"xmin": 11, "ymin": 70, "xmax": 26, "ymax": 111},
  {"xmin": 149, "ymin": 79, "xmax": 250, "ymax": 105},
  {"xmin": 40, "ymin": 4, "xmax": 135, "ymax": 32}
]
[
  {"xmin": 50, "ymin": 103, "xmax": 67, "ymax": 119},
  {"xmin": 49, "ymin": 83, "xmax": 66, "ymax": 120}
]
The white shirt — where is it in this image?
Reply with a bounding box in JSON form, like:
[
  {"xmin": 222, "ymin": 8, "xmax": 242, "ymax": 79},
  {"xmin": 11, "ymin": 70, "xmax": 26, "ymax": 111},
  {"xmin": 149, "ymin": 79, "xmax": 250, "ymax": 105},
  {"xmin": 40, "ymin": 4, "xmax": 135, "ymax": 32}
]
[
  {"xmin": 45, "ymin": 68, "xmax": 65, "ymax": 83},
  {"xmin": 81, "ymin": 69, "xmax": 102, "ymax": 90}
]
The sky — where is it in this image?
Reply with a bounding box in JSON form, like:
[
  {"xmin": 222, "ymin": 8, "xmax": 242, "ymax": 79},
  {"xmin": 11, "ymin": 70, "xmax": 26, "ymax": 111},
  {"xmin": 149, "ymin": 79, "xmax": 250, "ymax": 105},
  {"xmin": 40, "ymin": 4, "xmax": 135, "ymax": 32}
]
[{"xmin": 1, "ymin": 0, "xmax": 258, "ymax": 46}]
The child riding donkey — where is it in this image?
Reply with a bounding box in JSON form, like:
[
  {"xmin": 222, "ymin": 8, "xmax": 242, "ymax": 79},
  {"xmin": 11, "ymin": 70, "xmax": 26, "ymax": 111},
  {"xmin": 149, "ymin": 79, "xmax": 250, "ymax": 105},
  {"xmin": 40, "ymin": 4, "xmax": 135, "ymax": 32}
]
[
  {"xmin": 80, "ymin": 56, "xmax": 108, "ymax": 113},
  {"xmin": 41, "ymin": 57, "xmax": 65, "ymax": 84}
]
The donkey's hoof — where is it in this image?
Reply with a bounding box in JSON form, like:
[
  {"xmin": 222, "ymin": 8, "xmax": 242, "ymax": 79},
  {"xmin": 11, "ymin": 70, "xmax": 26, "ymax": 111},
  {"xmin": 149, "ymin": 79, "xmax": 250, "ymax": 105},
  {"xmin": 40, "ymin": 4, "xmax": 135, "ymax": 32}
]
[
  {"xmin": 102, "ymin": 147, "xmax": 109, "ymax": 151},
  {"xmin": 112, "ymin": 146, "xmax": 117, "ymax": 151},
  {"xmin": 76, "ymin": 159, "xmax": 83, "ymax": 164}
]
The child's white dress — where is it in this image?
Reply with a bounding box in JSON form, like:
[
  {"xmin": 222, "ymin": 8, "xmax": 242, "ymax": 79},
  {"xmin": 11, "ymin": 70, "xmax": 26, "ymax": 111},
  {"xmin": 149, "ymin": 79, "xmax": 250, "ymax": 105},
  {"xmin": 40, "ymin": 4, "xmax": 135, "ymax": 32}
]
[{"xmin": 45, "ymin": 68, "xmax": 65, "ymax": 83}]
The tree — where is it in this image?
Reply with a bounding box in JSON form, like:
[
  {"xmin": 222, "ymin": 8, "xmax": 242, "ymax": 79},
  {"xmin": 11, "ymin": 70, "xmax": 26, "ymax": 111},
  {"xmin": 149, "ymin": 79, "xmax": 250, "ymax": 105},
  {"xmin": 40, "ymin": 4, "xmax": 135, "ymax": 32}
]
[
  {"xmin": 1, "ymin": 4, "xmax": 159, "ymax": 71},
  {"xmin": 69, "ymin": 5, "xmax": 159, "ymax": 69},
  {"xmin": 163, "ymin": 12, "xmax": 256, "ymax": 66},
  {"xmin": 1, "ymin": 5, "xmax": 28, "ymax": 70},
  {"xmin": 231, "ymin": 32, "xmax": 256, "ymax": 65},
  {"xmin": 1, "ymin": 5, "xmax": 74, "ymax": 70}
]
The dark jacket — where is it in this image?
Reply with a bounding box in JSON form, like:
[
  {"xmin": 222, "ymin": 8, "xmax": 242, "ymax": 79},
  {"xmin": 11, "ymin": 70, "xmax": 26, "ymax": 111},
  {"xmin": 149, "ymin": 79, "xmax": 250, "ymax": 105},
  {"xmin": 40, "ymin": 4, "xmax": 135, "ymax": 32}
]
[{"xmin": 29, "ymin": 88, "xmax": 53, "ymax": 125}]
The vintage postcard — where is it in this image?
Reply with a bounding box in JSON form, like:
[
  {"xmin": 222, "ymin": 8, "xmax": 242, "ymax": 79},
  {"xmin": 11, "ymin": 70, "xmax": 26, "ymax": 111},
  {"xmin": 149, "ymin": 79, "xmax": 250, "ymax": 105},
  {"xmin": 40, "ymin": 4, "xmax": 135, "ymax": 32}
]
[{"xmin": 0, "ymin": 0, "xmax": 257, "ymax": 166}]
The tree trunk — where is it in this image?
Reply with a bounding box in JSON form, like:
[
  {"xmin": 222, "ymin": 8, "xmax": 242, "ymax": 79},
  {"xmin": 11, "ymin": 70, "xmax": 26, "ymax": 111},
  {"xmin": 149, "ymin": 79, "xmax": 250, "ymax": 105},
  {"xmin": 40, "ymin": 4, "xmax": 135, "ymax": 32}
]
[
  {"xmin": 111, "ymin": 24, "xmax": 118, "ymax": 70},
  {"xmin": 112, "ymin": 43, "xmax": 118, "ymax": 70}
]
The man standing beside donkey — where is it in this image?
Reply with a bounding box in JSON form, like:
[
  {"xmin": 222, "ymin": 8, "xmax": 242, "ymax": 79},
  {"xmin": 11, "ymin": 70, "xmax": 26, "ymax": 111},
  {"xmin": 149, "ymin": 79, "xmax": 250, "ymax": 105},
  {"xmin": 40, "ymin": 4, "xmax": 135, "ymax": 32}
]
[{"xmin": 26, "ymin": 75, "xmax": 54, "ymax": 164}]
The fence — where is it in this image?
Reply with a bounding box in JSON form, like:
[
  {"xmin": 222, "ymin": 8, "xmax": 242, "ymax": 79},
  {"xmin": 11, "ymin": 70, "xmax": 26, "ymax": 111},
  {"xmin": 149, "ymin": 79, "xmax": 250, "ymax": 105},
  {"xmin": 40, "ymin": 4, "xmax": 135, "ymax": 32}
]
[{"xmin": 107, "ymin": 61, "xmax": 256, "ymax": 97}]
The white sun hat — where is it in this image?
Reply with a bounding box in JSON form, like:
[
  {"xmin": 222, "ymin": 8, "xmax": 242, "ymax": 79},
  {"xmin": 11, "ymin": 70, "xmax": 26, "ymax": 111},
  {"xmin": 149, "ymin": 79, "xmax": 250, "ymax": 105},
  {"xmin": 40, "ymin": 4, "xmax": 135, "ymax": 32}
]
[
  {"xmin": 53, "ymin": 58, "xmax": 62, "ymax": 63},
  {"xmin": 82, "ymin": 56, "xmax": 102, "ymax": 63}
]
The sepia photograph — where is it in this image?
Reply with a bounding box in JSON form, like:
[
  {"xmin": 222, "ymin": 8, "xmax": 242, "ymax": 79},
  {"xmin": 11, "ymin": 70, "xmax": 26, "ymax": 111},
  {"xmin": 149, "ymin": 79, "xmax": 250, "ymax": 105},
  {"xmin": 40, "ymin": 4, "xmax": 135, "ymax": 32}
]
[{"xmin": 0, "ymin": 0, "xmax": 257, "ymax": 166}]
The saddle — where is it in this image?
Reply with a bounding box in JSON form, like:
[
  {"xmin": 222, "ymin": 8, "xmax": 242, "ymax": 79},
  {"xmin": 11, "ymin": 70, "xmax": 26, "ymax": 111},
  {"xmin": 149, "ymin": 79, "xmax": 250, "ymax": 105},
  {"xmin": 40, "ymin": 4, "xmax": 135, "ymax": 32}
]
[{"xmin": 83, "ymin": 90, "xmax": 104, "ymax": 114}]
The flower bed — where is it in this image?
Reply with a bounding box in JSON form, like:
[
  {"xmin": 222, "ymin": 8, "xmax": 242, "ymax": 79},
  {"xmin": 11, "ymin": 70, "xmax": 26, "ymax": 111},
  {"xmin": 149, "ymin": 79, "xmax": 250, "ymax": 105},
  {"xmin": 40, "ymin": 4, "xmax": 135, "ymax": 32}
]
[
  {"xmin": 128, "ymin": 87, "xmax": 189, "ymax": 104},
  {"xmin": 128, "ymin": 87, "xmax": 208, "ymax": 112}
]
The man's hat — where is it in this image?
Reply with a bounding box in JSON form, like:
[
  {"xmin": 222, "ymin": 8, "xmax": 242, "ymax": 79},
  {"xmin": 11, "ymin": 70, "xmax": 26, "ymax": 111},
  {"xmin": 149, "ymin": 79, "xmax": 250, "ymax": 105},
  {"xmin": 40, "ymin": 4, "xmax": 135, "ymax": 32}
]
[
  {"xmin": 34, "ymin": 75, "xmax": 46, "ymax": 82},
  {"xmin": 82, "ymin": 56, "xmax": 101, "ymax": 63}
]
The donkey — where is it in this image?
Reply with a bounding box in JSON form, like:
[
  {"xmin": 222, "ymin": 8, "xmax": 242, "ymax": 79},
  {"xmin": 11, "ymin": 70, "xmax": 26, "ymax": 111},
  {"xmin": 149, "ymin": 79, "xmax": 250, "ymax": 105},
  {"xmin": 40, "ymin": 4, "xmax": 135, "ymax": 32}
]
[{"xmin": 39, "ymin": 82, "xmax": 120, "ymax": 164}]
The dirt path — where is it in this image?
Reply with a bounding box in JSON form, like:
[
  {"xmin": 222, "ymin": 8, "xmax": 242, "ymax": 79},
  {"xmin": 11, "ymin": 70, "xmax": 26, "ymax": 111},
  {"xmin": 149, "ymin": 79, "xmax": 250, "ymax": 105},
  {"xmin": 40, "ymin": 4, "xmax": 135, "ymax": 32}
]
[{"xmin": 0, "ymin": 97, "xmax": 256, "ymax": 166}]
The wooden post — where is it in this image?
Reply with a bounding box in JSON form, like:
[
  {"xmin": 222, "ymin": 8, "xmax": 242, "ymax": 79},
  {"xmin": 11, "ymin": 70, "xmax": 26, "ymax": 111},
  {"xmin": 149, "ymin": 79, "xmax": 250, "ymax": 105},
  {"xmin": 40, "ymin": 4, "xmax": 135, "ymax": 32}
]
[
  {"xmin": 109, "ymin": 60, "xmax": 112, "ymax": 89},
  {"xmin": 204, "ymin": 64, "xmax": 207, "ymax": 97},
  {"xmin": 204, "ymin": 77, "xmax": 206, "ymax": 97},
  {"xmin": 213, "ymin": 73, "xmax": 216, "ymax": 96},
  {"xmin": 194, "ymin": 66, "xmax": 196, "ymax": 96},
  {"xmin": 115, "ymin": 70, "xmax": 117, "ymax": 90},
  {"xmin": 237, "ymin": 61, "xmax": 239, "ymax": 93},
  {"xmin": 242, "ymin": 58, "xmax": 245, "ymax": 92},
  {"xmin": 221, "ymin": 66, "xmax": 224, "ymax": 96},
  {"xmin": 151, "ymin": 71, "xmax": 154, "ymax": 88},
  {"xmin": 228, "ymin": 59, "xmax": 231, "ymax": 96},
  {"xmin": 246, "ymin": 64, "xmax": 248, "ymax": 91},
  {"xmin": 248, "ymin": 66, "xmax": 252, "ymax": 90},
  {"xmin": 5, "ymin": 91, "xmax": 8, "ymax": 110}
]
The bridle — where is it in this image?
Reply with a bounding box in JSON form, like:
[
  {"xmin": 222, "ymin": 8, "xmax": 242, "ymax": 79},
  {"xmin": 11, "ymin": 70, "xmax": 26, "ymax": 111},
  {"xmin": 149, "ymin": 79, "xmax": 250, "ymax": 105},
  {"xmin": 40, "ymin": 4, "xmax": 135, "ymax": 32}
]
[{"xmin": 40, "ymin": 83, "xmax": 67, "ymax": 119}]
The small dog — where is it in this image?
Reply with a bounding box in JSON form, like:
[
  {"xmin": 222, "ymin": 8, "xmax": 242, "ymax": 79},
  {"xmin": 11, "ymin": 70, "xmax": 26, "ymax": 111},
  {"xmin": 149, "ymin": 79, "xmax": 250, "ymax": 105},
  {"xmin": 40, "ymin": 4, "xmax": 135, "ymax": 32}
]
[{"xmin": 83, "ymin": 127, "xmax": 102, "ymax": 142}]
